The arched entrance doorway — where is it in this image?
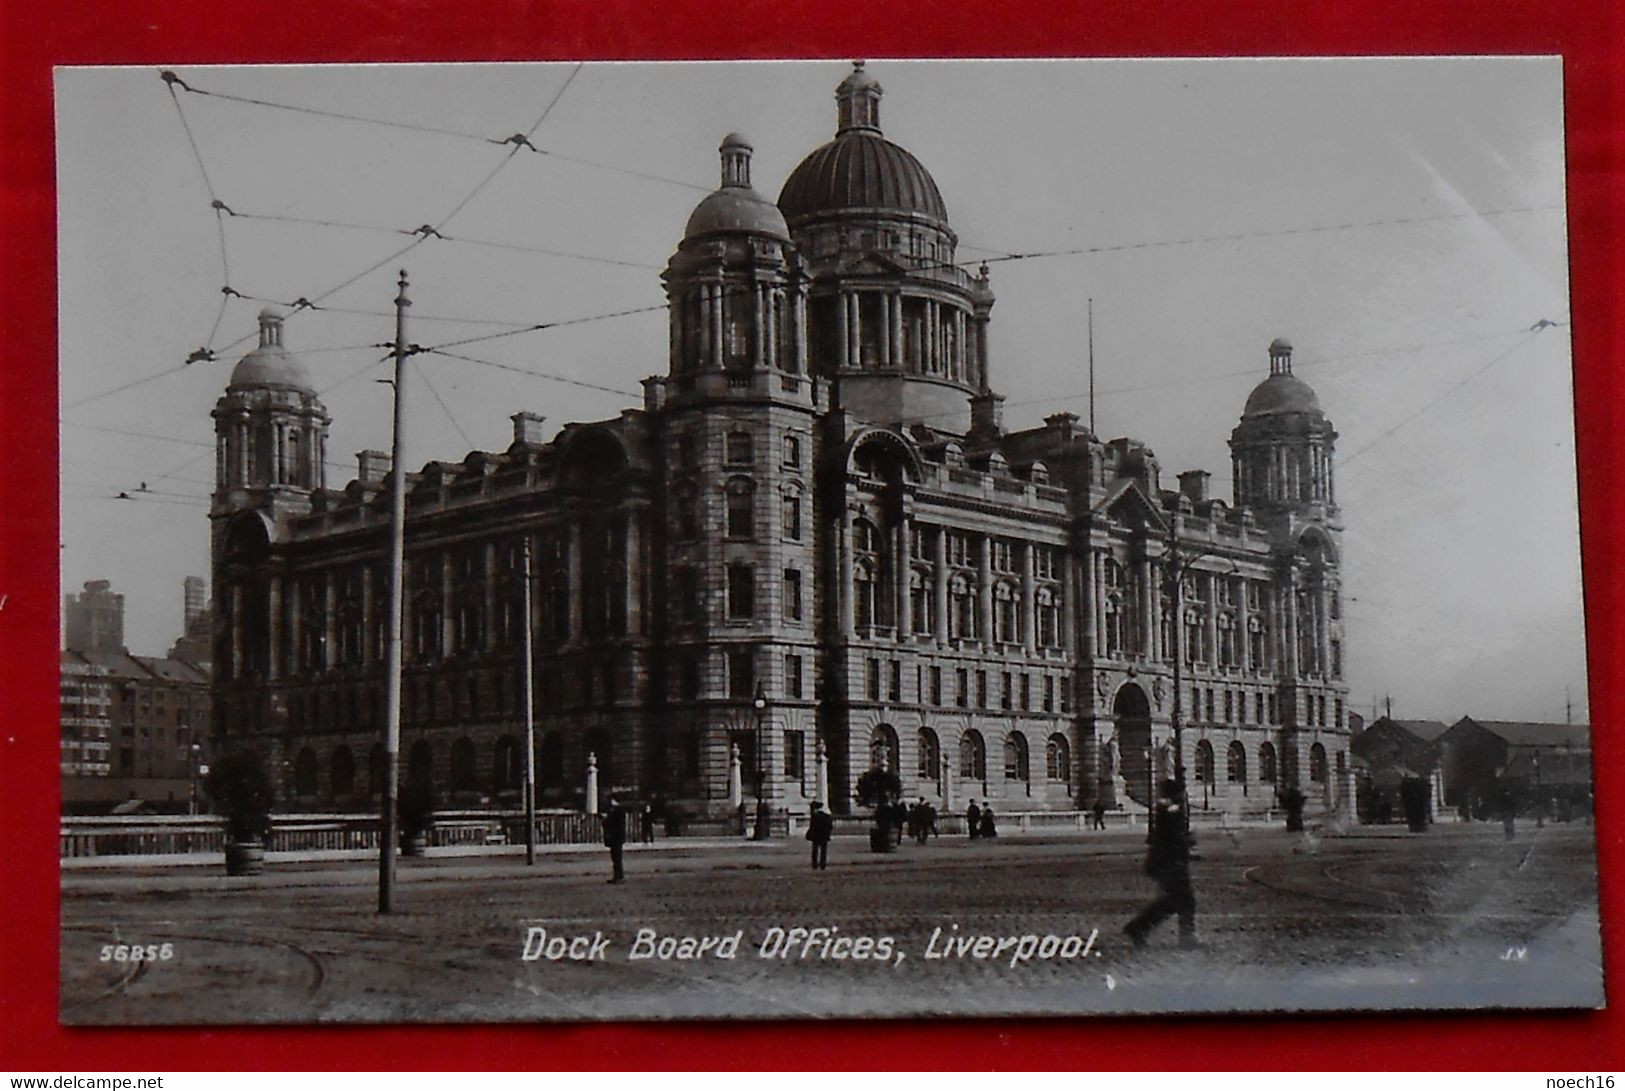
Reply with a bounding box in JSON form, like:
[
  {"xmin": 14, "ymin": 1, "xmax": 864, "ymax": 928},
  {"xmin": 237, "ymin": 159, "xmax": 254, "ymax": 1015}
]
[{"xmin": 1113, "ymin": 683, "xmax": 1153, "ymax": 808}]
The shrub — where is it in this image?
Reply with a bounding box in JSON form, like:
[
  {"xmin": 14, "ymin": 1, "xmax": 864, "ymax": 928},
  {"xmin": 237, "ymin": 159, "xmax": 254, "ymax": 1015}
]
[{"xmin": 853, "ymin": 768, "xmax": 902, "ymax": 813}]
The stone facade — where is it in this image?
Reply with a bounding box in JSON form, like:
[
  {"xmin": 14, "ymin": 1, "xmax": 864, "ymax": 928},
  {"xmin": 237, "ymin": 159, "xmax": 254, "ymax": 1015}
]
[{"xmin": 210, "ymin": 64, "xmax": 1353, "ymax": 821}]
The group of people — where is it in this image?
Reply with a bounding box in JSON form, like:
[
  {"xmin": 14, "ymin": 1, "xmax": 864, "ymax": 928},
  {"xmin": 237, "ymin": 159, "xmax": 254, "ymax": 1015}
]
[{"xmin": 963, "ymin": 800, "xmax": 999, "ymax": 839}]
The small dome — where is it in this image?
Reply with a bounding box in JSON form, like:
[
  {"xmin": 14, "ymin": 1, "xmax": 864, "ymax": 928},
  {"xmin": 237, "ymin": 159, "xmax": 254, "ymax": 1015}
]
[
  {"xmin": 684, "ymin": 188, "xmax": 790, "ymax": 241},
  {"xmin": 1243, "ymin": 373, "xmax": 1321, "ymax": 418},
  {"xmin": 228, "ymin": 311, "xmax": 313, "ymax": 393},
  {"xmin": 837, "ymin": 61, "xmax": 882, "ymax": 97},
  {"xmin": 1269, "ymin": 337, "xmax": 1292, "ymax": 354},
  {"xmin": 721, "ymin": 131, "xmax": 753, "ymax": 151}
]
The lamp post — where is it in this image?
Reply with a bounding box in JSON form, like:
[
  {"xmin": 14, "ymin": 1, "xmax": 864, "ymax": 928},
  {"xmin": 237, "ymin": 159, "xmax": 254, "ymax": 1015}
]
[
  {"xmin": 752, "ymin": 685, "xmax": 771, "ymax": 840},
  {"xmin": 188, "ymin": 738, "xmax": 201, "ymax": 816}
]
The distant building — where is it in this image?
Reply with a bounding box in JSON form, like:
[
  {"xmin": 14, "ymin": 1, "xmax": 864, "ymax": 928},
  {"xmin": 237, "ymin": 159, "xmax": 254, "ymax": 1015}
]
[
  {"xmin": 59, "ymin": 652, "xmax": 113, "ymax": 777},
  {"xmin": 208, "ymin": 64, "xmax": 1353, "ymax": 822},
  {"xmin": 61, "ymin": 579, "xmax": 213, "ymax": 813},
  {"xmin": 168, "ymin": 576, "xmax": 213, "ymax": 668},
  {"xmin": 1436, "ymin": 717, "xmax": 1592, "ymax": 818},
  {"xmin": 64, "ymin": 579, "xmax": 125, "ymax": 654},
  {"xmin": 1349, "ymin": 716, "xmax": 1447, "ymax": 823}
]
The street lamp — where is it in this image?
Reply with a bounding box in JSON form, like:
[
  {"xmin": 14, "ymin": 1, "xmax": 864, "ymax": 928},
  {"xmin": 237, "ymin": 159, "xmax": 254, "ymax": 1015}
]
[
  {"xmin": 188, "ymin": 737, "xmax": 202, "ymax": 816},
  {"xmin": 751, "ymin": 685, "xmax": 771, "ymax": 840}
]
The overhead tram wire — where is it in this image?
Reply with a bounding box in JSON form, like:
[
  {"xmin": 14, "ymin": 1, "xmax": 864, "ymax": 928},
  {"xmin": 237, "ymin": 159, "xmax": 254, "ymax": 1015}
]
[
  {"xmin": 412, "ymin": 357, "xmax": 476, "ymax": 451},
  {"xmin": 422, "ymin": 348, "xmax": 641, "ymax": 399}
]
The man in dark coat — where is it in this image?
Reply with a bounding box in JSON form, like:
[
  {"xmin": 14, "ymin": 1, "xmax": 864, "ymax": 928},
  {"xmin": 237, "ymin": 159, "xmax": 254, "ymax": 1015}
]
[
  {"xmin": 966, "ymin": 800, "xmax": 982, "ymax": 840},
  {"xmin": 1124, "ymin": 778, "xmax": 1197, "ymax": 948},
  {"xmin": 602, "ymin": 800, "xmax": 628, "ymax": 884},
  {"xmin": 806, "ymin": 800, "xmax": 834, "ymax": 870}
]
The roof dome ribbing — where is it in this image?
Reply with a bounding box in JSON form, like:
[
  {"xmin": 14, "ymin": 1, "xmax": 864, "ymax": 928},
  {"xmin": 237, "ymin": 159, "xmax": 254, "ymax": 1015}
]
[{"xmin": 682, "ymin": 131, "xmax": 790, "ymax": 242}]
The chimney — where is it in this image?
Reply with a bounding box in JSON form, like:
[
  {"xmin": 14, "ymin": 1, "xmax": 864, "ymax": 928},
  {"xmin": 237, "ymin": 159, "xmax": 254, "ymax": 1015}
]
[
  {"xmin": 642, "ymin": 376, "xmax": 666, "ymax": 413},
  {"xmin": 511, "ymin": 412, "xmax": 547, "ymax": 447},
  {"xmin": 1178, "ymin": 470, "xmax": 1211, "ymax": 504},
  {"xmin": 356, "ymin": 450, "xmax": 391, "ymax": 485},
  {"xmin": 969, "ymin": 391, "xmax": 1005, "ymax": 441}
]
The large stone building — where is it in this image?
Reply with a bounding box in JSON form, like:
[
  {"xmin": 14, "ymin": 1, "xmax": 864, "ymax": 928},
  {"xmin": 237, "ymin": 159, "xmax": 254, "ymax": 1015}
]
[{"xmin": 210, "ymin": 64, "xmax": 1353, "ymax": 821}]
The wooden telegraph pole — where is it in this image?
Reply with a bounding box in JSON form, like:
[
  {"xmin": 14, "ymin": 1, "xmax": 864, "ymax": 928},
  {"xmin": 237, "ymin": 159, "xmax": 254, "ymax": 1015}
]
[{"xmin": 522, "ymin": 536, "xmax": 537, "ymax": 865}]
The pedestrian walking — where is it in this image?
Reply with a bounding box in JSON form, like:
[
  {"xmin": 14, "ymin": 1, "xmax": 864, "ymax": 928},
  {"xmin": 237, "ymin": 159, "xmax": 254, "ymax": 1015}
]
[
  {"xmin": 602, "ymin": 799, "xmax": 628, "ymax": 884},
  {"xmin": 979, "ymin": 803, "xmax": 998, "ymax": 839},
  {"xmin": 966, "ymin": 800, "xmax": 982, "ymax": 840},
  {"xmin": 1124, "ymin": 779, "xmax": 1197, "ymax": 948},
  {"xmin": 640, "ymin": 802, "xmax": 656, "ymax": 844},
  {"xmin": 1091, "ymin": 799, "xmax": 1107, "ymax": 831},
  {"xmin": 806, "ymin": 800, "xmax": 833, "ymax": 870},
  {"xmin": 923, "ymin": 800, "xmax": 939, "ymax": 841}
]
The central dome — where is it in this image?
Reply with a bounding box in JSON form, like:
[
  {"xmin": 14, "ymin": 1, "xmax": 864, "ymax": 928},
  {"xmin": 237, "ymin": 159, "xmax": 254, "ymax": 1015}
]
[
  {"xmin": 1243, "ymin": 372, "xmax": 1321, "ymax": 418},
  {"xmin": 779, "ymin": 134, "xmax": 949, "ymax": 228},
  {"xmin": 777, "ymin": 63, "xmax": 951, "ymax": 231}
]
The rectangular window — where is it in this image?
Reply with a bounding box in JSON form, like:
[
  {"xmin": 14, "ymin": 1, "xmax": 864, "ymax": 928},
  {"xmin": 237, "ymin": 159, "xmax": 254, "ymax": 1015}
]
[
  {"xmin": 1331, "ymin": 639, "xmax": 1343, "ymax": 678},
  {"xmin": 1224, "ymin": 690, "xmax": 1233, "ymax": 723},
  {"xmin": 726, "ymin": 431, "xmax": 753, "ymax": 466},
  {"xmin": 781, "ymin": 492, "xmax": 802, "ymax": 540},
  {"xmin": 1205, "ymin": 688, "xmax": 1215, "ymax": 722},
  {"xmin": 1059, "ymin": 676, "xmax": 1071, "ymax": 713},
  {"xmin": 1019, "ymin": 674, "xmax": 1031, "ymax": 711},
  {"xmin": 728, "ymin": 650, "xmax": 755, "ymax": 699},
  {"xmin": 727, "ymin": 564, "xmax": 754, "ymax": 619},
  {"xmin": 1001, "ymin": 672, "xmax": 1013, "ymax": 710},
  {"xmin": 955, "ymin": 668, "xmax": 969, "ymax": 707},
  {"xmin": 1268, "ymin": 694, "xmax": 1278, "ymax": 723},
  {"xmin": 783, "ymin": 569, "xmax": 803, "ymax": 621},
  {"xmin": 977, "ymin": 670, "xmax": 988, "ymax": 709},
  {"xmin": 782, "ymin": 434, "xmax": 801, "ymax": 468},
  {"xmin": 785, "ymin": 654, "xmax": 804, "ymax": 700},
  {"xmin": 930, "ymin": 666, "xmax": 943, "ymax": 706},
  {"xmin": 866, "ymin": 659, "xmax": 881, "ymax": 702},
  {"xmin": 1043, "ymin": 675, "xmax": 1055, "ymax": 713},
  {"xmin": 680, "ymin": 655, "xmax": 701, "ymax": 700},
  {"xmin": 676, "ymin": 566, "xmax": 699, "ymax": 622},
  {"xmin": 1334, "ymin": 697, "xmax": 1343, "ymax": 728},
  {"xmin": 888, "ymin": 660, "xmax": 902, "ymax": 703},
  {"xmin": 784, "ymin": 730, "xmax": 805, "ymax": 778}
]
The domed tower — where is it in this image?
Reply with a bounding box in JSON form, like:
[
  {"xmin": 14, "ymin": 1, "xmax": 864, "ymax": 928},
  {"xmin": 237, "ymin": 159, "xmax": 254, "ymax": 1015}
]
[
  {"xmin": 778, "ymin": 62, "xmax": 995, "ymax": 434},
  {"xmin": 659, "ymin": 133, "xmax": 817, "ymax": 819},
  {"xmin": 211, "ymin": 310, "xmax": 330, "ymax": 514},
  {"xmin": 662, "ymin": 133, "xmax": 808, "ymax": 391},
  {"xmin": 1229, "ymin": 338, "xmax": 1337, "ymax": 515}
]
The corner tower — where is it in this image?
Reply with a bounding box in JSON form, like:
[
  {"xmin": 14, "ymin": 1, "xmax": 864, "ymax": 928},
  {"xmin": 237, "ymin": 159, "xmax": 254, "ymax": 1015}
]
[
  {"xmin": 1230, "ymin": 338, "xmax": 1337, "ymax": 515},
  {"xmin": 778, "ymin": 63, "xmax": 995, "ymax": 434}
]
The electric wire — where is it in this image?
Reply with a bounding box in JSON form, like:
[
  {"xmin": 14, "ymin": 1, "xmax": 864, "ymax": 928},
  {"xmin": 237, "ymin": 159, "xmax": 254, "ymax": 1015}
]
[{"xmin": 412, "ymin": 357, "xmax": 475, "ymax": 451}]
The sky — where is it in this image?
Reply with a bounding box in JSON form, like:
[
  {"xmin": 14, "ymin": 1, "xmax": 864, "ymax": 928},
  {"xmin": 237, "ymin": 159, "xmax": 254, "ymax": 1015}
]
[{"xmin": 55, "ymin": 58, "xmax": 1583, "ymax": 724}]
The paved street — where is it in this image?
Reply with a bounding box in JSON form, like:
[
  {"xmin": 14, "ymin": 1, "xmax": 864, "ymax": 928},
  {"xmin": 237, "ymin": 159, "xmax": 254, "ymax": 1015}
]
[{"xmin": 60, "ymin": 822, "xmax": 1603, "ymax": 1023}]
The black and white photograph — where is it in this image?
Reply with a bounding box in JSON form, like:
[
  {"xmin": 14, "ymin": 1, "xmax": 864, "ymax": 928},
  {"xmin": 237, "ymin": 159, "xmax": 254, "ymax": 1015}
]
[{"xmin": 55, "ymin": 57, "xmax": 1601, "ymax": 1023}]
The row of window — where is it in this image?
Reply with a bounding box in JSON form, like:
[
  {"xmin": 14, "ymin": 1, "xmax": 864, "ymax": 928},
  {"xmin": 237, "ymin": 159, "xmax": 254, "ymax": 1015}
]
[
  {"xmin": 1185, "ymin": 687, "xmax": 1344, "ymax": 729},
  {"xmin": 674, "ymin": 428, "xmax": 805, "ymax": 472},
  {"xmin": 862, "ymin": 658, "xmax": 1072, "ymax": 714}
]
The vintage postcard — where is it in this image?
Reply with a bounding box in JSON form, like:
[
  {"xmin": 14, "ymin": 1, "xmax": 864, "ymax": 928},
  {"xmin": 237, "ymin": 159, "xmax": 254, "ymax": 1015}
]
[{"xmin": 55, "ymin": 58, "xmax": 1600, "ymax": 1022}]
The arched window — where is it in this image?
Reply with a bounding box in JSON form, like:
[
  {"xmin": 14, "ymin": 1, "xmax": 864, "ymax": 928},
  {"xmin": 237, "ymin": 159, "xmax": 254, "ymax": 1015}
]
[
  {"xmin": 1227, "ymin": 740, "xmax": 1247, "ymax": 783},
  {"xmin": 493, "ymin": 736, "xmax": 521, "ymax": 793},
  {"xmin": 367, "ymin": 742, "xmax": 387, "ymax": 798},
  {"xmin": 331, "ymin": 746, "xmax": 355, "ymax": 797},
  {"xmin": 1258, "ymin": 741, "xmax": 1277, "ymax": 784},
  {"xmin": 959, "ymin": 730, "xmax": 986, "ymax": 780},
  {"xmin": 725, "ymin": 478, "xmax": 755, "ymax": 540},
  {"xmin": 1003, "ymin": 733, "xmax": 1029, "ymax": 781},
  {"xmin": 539, "ymin": 733, "xmax": 564, "ymax": 787},
  {"xmin": 1046, "ymin": 734, "xmax": 1071, "ymax": 783},
  {"xmin": 1028, "ymin": 461, "xmax": 1050, "ymax": 485},
  {"xmin": 909, "ymin": 568, "xmax": 934, "ymax": 635},
  {"xmin": 1309, "ymin": 742, "xmax": 1327, "ymax": 783},
  {"xmin": 917, "ymin": 727, "xmax": 940, "ymax": 780},
  {"xmin": 1194, "ymin": 740, "xmax": 1215, "ymax": 785},
  {"xmin": 294, "ymin": 747, "xmax": 319, "ymax": 798},
  {"xmin": 869, "ymin": 724, "xmax": 899, "ymax": 773},
  {"xmin": 450, "ymin": 737, "xmax": 478, "ymax": 793}
]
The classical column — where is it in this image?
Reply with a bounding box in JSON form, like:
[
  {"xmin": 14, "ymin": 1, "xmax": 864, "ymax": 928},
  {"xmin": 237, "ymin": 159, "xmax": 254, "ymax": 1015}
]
[
  {"xmin": 1021, "ymin": 542, "xmax": 1037, "ymax": 654},
  {"xmin": 710, "ymin": 282, "xmax": 725, "ymax": 370},
  {"xmin": 926, "ymin": 300, "xmax": 939, "ymax": 373},
  {"xmin": 1139, "ymin": 556, "xmax": 1155, "ymax": 659},
  {"xmin": 977, "ymin": 535, "xmax": 993, "ymax": 642},
  {"xmin": 879, "ymin": 294, "xmax": 893, "ymax": 366},
  {"xmin": 764, "ymin": 287, "xmax": 779, "ymax": 371},
  {"xmin": 324, "ymin": 570, "xmax": 337, "ymax": 671},
  {"xmin": 1060, "ymin": 551, "xmax": 1076, "ymax": 655},
  {"xmin": 895, "ymin": 512, "xmax": 911, "ymax": 637},
  {"xmin": 976, "ymin": 319, "xmax": 990, "ymax": 389},
  {"xmin": 567, "ymin": 516, "xmax": 584, "ymax": 642},
  {"xmin": 1092, "ymin": 551, "xmax": 1107, "ymax": 655},
  {"xmin": 794, "ymin": 292, "xmax": 809, "ymax": 375},
  {"xmin": 1283, "ymin": 572, "xmax": 1300, "ymax": 679},
  {"xmin": 237, "ymin": 420, "xmax": 250, "ymax": 486},
  {"xmin": 933, "ymin": 527, "xmax": 949, "ymax": 646},
  {"xmin": 697, "ymin": 288, "xmax": 711, "ymax": 367},
  {"xmin": 1316, "ymin": 578, "xmax": 1331, "ymax": 677},
  {"xmin": 849, "ymin": 293, "xmax": 862, "ymax": 367},
  {"xmin": 625, "ymin": 508, "xmax": 643, "ymax": 635},
  {"xmin": 836, "ymin": 291, "xmax": 851, "ymax": 370},
  {"xmin": 954, "ymin": 309, "xmax": 967, "ymax": 381},
  {"xmin": 1236, "ymin": 576, "xmax": 1250, "ymax": 672},
  {"xmin": 1205, "ymin": 572, "xmax": 1219, "ymax": 669},
  {"xmin": 752, "ymin": 280, "xmax": 766, "ymax": 369},
  {"xmin": 838, "ymin": 504, "xmax": 855, "ymax": 639},
  {"xmin": 288, "ymin": 578, "xmax": 303, "ymax": 674},
  {"xmin": 440, "ymin": 554, "xmax": 455, "ymax": 658},
  {"xmin": 267, "ymin": 576, "xmax": 283, "ymax": 680},
  {"xmin": 483, "ymin": 541, "xmax": 499, "ymax": 652},
  {"xmin": 230, "ymin": 585, "xmax": 244, "ymax": 680},
  {"xmin": 890, "ymin": 292, "xmax": 904, "ymax": 368}
]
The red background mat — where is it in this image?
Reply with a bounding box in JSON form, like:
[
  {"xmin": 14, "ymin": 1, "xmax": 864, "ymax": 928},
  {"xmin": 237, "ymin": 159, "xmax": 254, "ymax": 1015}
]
[{"xmin": 2, "ymin": 0, "xmax": 1620, "ymax": 1070}]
